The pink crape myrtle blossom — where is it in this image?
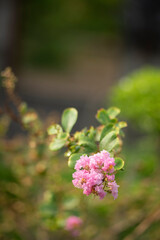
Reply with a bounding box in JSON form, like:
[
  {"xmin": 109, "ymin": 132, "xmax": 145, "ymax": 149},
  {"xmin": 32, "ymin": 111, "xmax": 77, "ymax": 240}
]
[
  {"xmin": 95, "ymin": 185, "xmax": 107, "ymax": 200},
  {"xmin": 72, "ymin": 150, "xmax": 119, "ymax": 200},
  {"xmin": 106, "ymin": 174, "xmax": 115, "ymax": 181},
  {"xmin": 75, "ymin": 155, "xmax": 90, "ymax": 171},
  {"xmin": 65, "ymin": 216, "xmax": 82, "ymax": 236},
  {"xmin": 89, "ymin": 150, "xmax": 115, "ymax": 173},
  {"xmin": 73, "ymin": 169, "xmax": 103, "ymax": 196},
  {"xmin": 108, "ymin": 181, "xmax": 119, "ymax": 200}
]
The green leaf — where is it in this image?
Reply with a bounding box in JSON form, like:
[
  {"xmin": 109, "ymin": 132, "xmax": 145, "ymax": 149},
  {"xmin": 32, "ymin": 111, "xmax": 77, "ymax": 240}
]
[
  {"xmin": 109, "ymin": 118, "xmax": 118, "ymax": 124},
  {"xmin": 22, "ymin": 112, "xmax": 37, "ymax": 124},
  {"xmin": 100, "ymin": 124, "xmax": 114, "ymax": 141},
  {"xmin": 116, "ymin": 121, "xmax": 127, "ymax": 129},
  {"xmin": 82, "ymin": 146, "xmax": 96, "ymax": 154},
  {"xmin": 99, "ymin": 131, "xmax": 119, "ymax": 152},
  {"xmin": 96, "ymin": 108, "xmax": 110, "ymax": 124},
  {"xmin": 49, "ymin": 138, "xmax": 66, "ymax": 151},
  {"xmin": 88, "ymin": 126, "xmax": 96, "ymax": 139},
  {"xmin": 68, "ymin": 153, "xmax": 83, "ymax": 168},
  {"xmin": 61, "ymin": 108, "xmax": 78, "ymax": 133},
  {"xmin": 47, "ymin": 124, "xmax": 62, "ymax": 135},
  {"xmin": 59, "ymin": 132, "xmax": 69, "ymax": 139},
  {"xmin": 115, "ymin": 121, "xmax": 127, "ymax": 137},
  {"xmin": 106, "ymin": 138, "xmax": 119, "ymax": 152},
  {"xmin": 107, "ymin": 107, "xmax": 120, "ymax": 119},
  {"xmin": 78, "ymin": 136, "xmax": 97, "ymax": 152},
  {"xmin": 74, "ymin": 128, "xmax": 87, "ymax": 140},
  {"xmin": 114, "ymin": 157, "xmax": 124, "ymax": 170},
  {"xmin": 49, "ymin": 132, "xmax": 69, "ymax": 151}
]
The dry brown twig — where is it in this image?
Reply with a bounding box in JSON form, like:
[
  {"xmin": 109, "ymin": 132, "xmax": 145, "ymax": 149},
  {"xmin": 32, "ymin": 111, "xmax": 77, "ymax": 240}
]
[{"xmin": 124, "ymin": 206, "xmax": 160, "ymax": 240}]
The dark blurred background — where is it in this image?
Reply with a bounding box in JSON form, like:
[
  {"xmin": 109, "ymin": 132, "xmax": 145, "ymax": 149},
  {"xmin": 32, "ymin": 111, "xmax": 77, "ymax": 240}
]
[
  {"xmin": 1, "ymin": 0, "xmax": 160, "ymax": 130},
  {"xmin": 1, "ymin": 1, "xmax": 160, "ymax": 240}
]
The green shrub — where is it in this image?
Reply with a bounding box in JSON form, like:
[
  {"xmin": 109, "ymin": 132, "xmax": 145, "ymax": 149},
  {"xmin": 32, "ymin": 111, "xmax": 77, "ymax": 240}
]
[{"xmin": 110, "ymin": 67, "xmax": 160, "ymax": 134}]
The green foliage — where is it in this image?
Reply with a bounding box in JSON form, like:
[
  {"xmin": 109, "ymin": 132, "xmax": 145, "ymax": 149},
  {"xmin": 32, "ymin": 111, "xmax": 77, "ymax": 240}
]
[
  {"xmin": 107, "ymin": 107, "xmax": 121, "ymax": 119},
  {"xmin": 68, "ymin": 153, "xmax": 83, "ymax": 169},
  {"xmin": 48, "ymin": 106, "xmax": 126, "ymax": 169},
  {"xmin": 61, "ymin": 108, "xmax": 78, "ymax": 133},
  {"xmin": 111, "ymin": 67, "xmax": 160, "ymax": 133},
  {"xmin": 49, "ymin": 137, "xmax": 66, "ymax": 151},
  {"xmin": 0, "ymin": 67, "xmax": 160, "ymax": 240},
  {"xmin": 107, "ymin": 66, "xmax": 160, "ymax": 240},
  {"xmin": 0, "ymin": 68, "xmax": 128, "ymax": 240},
  {"xmin": 100, "ymin": 124, "xmax": 114, "ymax": 141},
  {"xmin": 99, "ymin": 131, "xmax": 118, "ymax": 152},
  {"xmin": 114, "ymin": 157, "xmax": 124, "ymax": 170},
  {"xmin": 78, "ymin": 135, "xmax": 97, "ymax": 153},
  {"xmin": 1, "ymin": 68, "xmax": 160, "ymax": 240},
  {"xmin": 96, "ymin": 108, "xmax": 126, "ymax": 154},
  {"xmin": 96, "ymin": 108, "xmax": 110, "ymax": 125},
  {"xmin": 47, "ymin": 124, "xmax": 62, "ymax": 135}
]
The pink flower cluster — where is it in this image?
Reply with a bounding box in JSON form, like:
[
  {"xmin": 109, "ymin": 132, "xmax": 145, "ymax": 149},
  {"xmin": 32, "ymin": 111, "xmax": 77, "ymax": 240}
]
[
  {"xmin": 72, "ymin": 150, "xmax": 119, "ymax": 200},
  {"xmin": 65, "ymin": 216, "xmax": 82, "ymax": 236}
]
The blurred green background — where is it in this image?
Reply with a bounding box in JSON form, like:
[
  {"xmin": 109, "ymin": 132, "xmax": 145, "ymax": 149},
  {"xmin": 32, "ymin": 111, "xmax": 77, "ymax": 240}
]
[{"xmin": 22, "ymin": 0, "xmax": 123, "ymax": 68}]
